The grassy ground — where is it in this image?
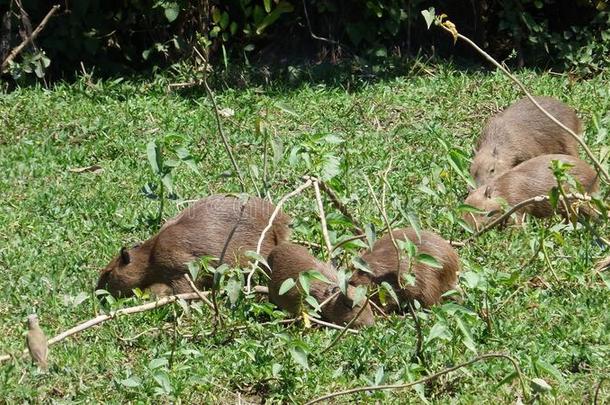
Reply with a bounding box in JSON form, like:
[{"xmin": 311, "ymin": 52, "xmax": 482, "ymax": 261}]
[{"xmin": 1, "ymin": 64, "xmax": 609, "ymax": 403}]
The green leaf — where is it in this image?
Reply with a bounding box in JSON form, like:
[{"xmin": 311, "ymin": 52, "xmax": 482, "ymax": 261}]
[
  {"xmin": 337, "ymin": 269, "xmax": 349, "ymax": 295},
  {"xmin": 225, "ymin": 278, "xmax": 242, "ymax": 305},
  {"xmin": 263, "ymin": 0, "xmax": 272, "ymax": 13},
  {"xmin": 531, "ymin": 378, "xmax": 552, "ymax": 393},
  {"xmin": 321, "ymin": 154, "xmax": 340, "ymax": 180},
  {"xmin": 220, "ymin": 11, "xmax": 230, "ymax": 30},
  {"xmin": 417, "ymin": 253, "xmax": 443, "ymax": 269},
  {"xmin": 304, "ymin": 295, "xmax": 321, "ymax": 312},
  {"xmin": 495, "ymin": 371, "xmax": 518, "ymax": 390},
  {"xmin": 164, "ymin": 2, "xmax": 180, "ymax": 23},
  {"xmin": 298, "ymin": 273, "xmax": 311, "ymax": 295},
  {"xmin": 454, "ymin": 315, "xmax": 477, "ymax": 353},
  {"xmin": 289, "ymin": 345, "xmax": 309, "ymax": 369},
  {"xmin": 421, "ymin": 8, "xmax": 436, "ymax": 29},
  {"xmin": 406, "ymin": 211, "xmax": 422, "ymax": 241},
  {"xmin": 535, "ymin": 359, "xmax": 565, "ymax": 384},
  {"xmin": 426, "ymin": 321, "xmax": 451, "ymax": 343},
  {"xmin": 304, "ymin": 270, "xmax": 331, "ymax": 284},
  {"xmin": 119, "ymin": 376, "xmax": 141, "ymax": 387},
  {"xmin": 279, "ymin": 278, "xmax": 295, "ymax": 295},
  {"xmin": 351, "ymin": 256, "xmax": 372, "ymax": 274},
  {"xmin": 149, "ymin": 357, "xmax": 169, "ymax": 369},
  {"xmin": 380, "ymin": 281, "xmax": 399, "ymax": 306},
  {"xmin": 275, "ymin": 101, "xmax": 298, "ymax": 116},
  {"xmin": 212, "ymin": 7, "xmax": 221, "ymax": 23},
  {"xmin": 153, "ymin": 370, "xmax": 172, "ymax": 394},
  {"xmin": 352, "ymin": 285, "xmax": 367, "ymax": 308},
  {"xmin": 365, "ymin": 223, "xmax": 376, "ymax": 250},
  {"xmin": 146, "ymin": 141, "xmax": 161, "ymax": 175},
  {"xmin": 549, "ymin": 187, "xmax": 560, "ymax": 210}
]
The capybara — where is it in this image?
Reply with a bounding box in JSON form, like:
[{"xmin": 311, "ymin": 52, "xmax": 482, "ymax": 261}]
[
  {"xmin": 471, "ymin": 96, "xmax": 582, "ymax": 186},
  {"xmin": 464, "ymin": 154, "xmax": 599, "ymax": 230},
  {"xmin": 350, "ymin": 228, "xmax": 460, "ymax": 311},
  {"xmin": 97, "ymin": 194, "xmax": 291, "ymax": 297},
  {"xmin": 267, "ymin": 243, "xmax": 375, "ymax": 328}
]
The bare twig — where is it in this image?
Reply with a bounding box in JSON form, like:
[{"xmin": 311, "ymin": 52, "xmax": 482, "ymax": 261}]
[
  {"xmin": 406, "ymin": 301, "xmax": 423, "ymax": 362},
  {"xmin": 364, "ymin": 174, "xmax": 404, "ymax": 288},
  {"xmin": 193, "ymin": 47, "xmax": 246, "ymax": 192},
  {"xmin": 331, "ymin": 234, "xmax": 367, "ymax": 253},
  {"xmin": 305, "ymin": 353, "xmax": 527, "ymax": 404},
  {"xmin": 313, "ymin": 179, "xmax": 333, "ymax": 261},
  {"xmin": 437, "ymin": 19, "xmax": 610, "ymax": 185},
  {"xmin": 245, "ymin": 178, "xmax": 314, "ymax": 293},
  {"xmin": 462, "ymin": 193, "xmax": 593, "ymax": 244},
  {"xmin": 301, "ymin": 0, "xmax": 339, "ymax": 45},
  {"xmin": 1, "ymin": 4, "xmax": 60, "ymax": 72},
  {"xmin": 183, "ymin": 274, "xmax": 218, "ymax": 314},
  {"xmin": 320, "ymin": 297, "xmax": 370, "ymax": 354},
  {"xmin": 318, "ymin": 180, "xmax": 364, "ymax": 234},
  {"xmin": 593, "ymin": 377, "xmax": 606, "ymax": 405},
  {"xmin": 540, "ymin": 235, "xmax": 561, "ymax": 284},
  {"xmin": 0, "ymin": 292, "xmax": 209, "ymax": 363},
  {"xmin": 308, "ymin": 317, "xmax": 358, "ymax": 334}
]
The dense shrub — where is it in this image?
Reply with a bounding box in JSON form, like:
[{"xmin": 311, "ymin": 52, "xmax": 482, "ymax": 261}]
[{"xmin": 0, "ymin": 0, "xmax": 609, "ymax": 81}]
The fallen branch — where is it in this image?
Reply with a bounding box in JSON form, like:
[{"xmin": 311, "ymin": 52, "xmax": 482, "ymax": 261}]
[
  {"xmin": 194, "ymin": 47, "xmax": 246, "ymax": 192},
  {"xmin": 1, "ymin": 4, "xmax": 60, "ymax": 72},
  {"xmin": 305, "ymin": 352, "xmax": 527, "ymax": 404},
  {"xmin": 462, "ymin": 192, "xmax": 593, "ymax": 244},
  {"xmin": 313, "ymin": 179, "xmax": 333, "ymax": 261},
  {"xmin": 183, "ymin": 274, "xmax": 218, "ymax": 314},
  {"xmin": 0, "ymin": 292, "xmax": 208, "ymax": 363},
  {"xmin": 436, "ymin": 17, "xmax": 610, "ymax": 185},
  {"xmin": 245, "ymin": 178, "xmax": 314, "ymax": 293},
  {"xmin": 308, "ymin": 317, "xmax": 358, "ymax": 334}
]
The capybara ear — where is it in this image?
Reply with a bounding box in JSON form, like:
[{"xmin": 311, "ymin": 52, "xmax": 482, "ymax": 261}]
[
  {"xmin": 484, "ymin": 186, "xmax": 492, "ymax": 199},
  {"xmin": 119, "ymin": 247, "xmax": 131, "ymax": 265}
]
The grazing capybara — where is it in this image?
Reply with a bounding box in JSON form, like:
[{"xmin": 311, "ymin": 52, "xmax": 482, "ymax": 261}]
[
  {"xmin": 96, "ymin": 194, "xmax": 291, "ymax": 297},
  {"xmin": 267, "ymin": 243, "xmax": 375, "ymax": 328},
  {"xmin": 464, "ymin": 154, "xmax": 599, "ymax": 230},
  {"xmin": 350, "ymin": 228, "xmax": 460, "ymax": 311},
  {"xmin": 471, "ymin": 96, "xmax": 582, "ymax": 186}
]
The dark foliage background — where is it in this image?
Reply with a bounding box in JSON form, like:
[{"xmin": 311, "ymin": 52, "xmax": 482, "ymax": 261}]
[{"xmin": 0, "ymin": 0, "xmax": 609, "ymax": 81}]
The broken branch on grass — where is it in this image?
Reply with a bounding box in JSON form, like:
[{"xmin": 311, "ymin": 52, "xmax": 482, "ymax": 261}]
[
  {"xmin": 462, "ymin": 192, "xmax": 593, "ymax": 244},
  {"xmin": 308, "ymin": 317, "xmax": 358, "ymax": 334},
  {"xmin": 305, "ymin": 352, "xmax": 527, "ymax": 404},
  {"xmin": 318, "ymin": 180, "xmax": 364, "ymax": 235},
  {"xmin": 193, "ymin": 47, "xmax": 246, "ymax": 192},
  {"xmin": 436, "ymin": 18, "xmax": 610, "ymax": 185},
  {"xmin": 0, "ymin": 292, "xmax": 209, "ymax": 363},
  {"xmin": 245, "ymin": 178, "xmax": 314, "ymax": 293},
  {"xmin": 313, "ymin": 179, "xmax": 333, "ymax": 261},
  {"xmin": 1, "ymin": 4, "xmax": 60, "ymax": 72}
]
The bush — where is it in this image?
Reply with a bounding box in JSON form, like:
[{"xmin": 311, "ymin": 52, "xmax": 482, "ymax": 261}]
[{"xmin": 0, "ymin": 0, "xmax": 609, "ymax": 81}]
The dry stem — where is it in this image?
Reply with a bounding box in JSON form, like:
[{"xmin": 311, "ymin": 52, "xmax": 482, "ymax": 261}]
[
  {"xmin": 1, "ymin": 5, "xmax": 60, "ymax": 72},
  {"xmin": 313, "ymin": 179, "xmax": 333, "ymax": 261},
  {"xmin": 245, "ymin": 178, "xmax": 314, "ymax": 293},
  {"xmin": 318, "ymin": 180, "xmax": 364, "ymax": 234},
  {"xmin": 305, "ymin": 352, "xmax": 527, "ymax": 404}
]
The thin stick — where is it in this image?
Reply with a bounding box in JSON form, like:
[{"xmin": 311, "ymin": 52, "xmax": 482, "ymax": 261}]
[
  {"xmin": 364, "ymin": 175, "xmax": 404, "ymax": 288},
  {"xmin": 245, "ymin": 178, "xmax": 314, "ymax": 293},
  {"xmin": 182, "ymin": 274, "xmax": 217, "ymax": 311},
  {"xmin": 1, "ymin": 4, "xmax": 60, "ymax": 71},
  {"xmin": 593, "ymin": 377, "xmax": 606, "ymax": 405},
  {"xmin": 320, "ymin": 297, "xmax": 370, "ymax": 354},
  {"xmin": 304, "ymin": 353, "xmax": 527, "ymax": 404},
  {"xmin": 437, "ymin": 20, "xmax": 610, "ymax": 185},
  {"xmin": 540, "ymin": 234, "xmax": 561, "ymax": 284},
  {"xmin": 0, "ymin": 292, "xmax": 208, "ymax": 363},
  {"xmin": 301, "ymin": 0, "xmax": 339, "ymax": 45},
  {"xmin": 463, "ymin": 193, "xmax": 593, "ymax": 244},
  {"xmin": 406, "ymin": 301, "xmax": 423, "ymax": 362},
  {"xmin": 308, "ymin": 317, "xmax": 358, "ymax": 334},
  {"xmin": 318, "ymin": 180, "xmax": 364, "ymax": 234},
  {"xmin": 194, "ymin": 47, "xmax": 246, "ymax": 192},
  {"xmin": 313, "ymin": 179, "xmax": 333, "ymax": 261}
]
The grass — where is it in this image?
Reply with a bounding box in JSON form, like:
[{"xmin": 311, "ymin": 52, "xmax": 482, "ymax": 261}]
[{"xmin": 1, "ymin": 63, "xmax": 609, "ymax": 403}]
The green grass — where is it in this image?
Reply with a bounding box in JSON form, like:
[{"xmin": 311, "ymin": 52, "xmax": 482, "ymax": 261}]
[{"xmin": 1, "ymin": 64, "xmax": 609, "ymax": 403}]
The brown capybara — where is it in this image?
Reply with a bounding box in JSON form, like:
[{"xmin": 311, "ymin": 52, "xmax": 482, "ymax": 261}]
[
  {"xmin": 471, "ymin": 96, "xmax": 582, "ymax": 186},
  {"xmin": 267, "ymin": 243, "xmax": 375, "ymax": 328},
  {"xmin": 350, "ymin": 228, "xmax": 460, "ymax": 311},
  {"xmin": 464, "ymin": 154, "xmax": 599, "ymax": 231},
  {"xmin": 97, "ymin": 194, "xmax": 291, "ymax": 297}
]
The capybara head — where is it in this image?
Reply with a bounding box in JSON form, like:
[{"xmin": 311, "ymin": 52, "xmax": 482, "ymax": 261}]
[
  {"xmin": 470, "ymin": 146, "xmax": 509, "ymax": 187},
  {"xmin": 462, "ymin": 185, "xmax": 504, "ymax": 231},
  {"xmin": 96, "ymin": 245, "xmax": 156, "ymax": 297},
  {"xmin": 268, "ymin": 243, "xmax": 374, "ymax": 328}
]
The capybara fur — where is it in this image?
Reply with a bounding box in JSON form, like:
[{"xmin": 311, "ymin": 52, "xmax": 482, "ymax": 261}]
[
  {"xmin": 350, "ymin": 228, "xmax": 460, "ymax": 311},
  {"xmin": 267, "ymin": 243, "xmax": 375, "ymax": 328},
  {"xmin": 464, "ymin": 154, "xmax": 599, "ymax": 230},
  {"xmin": 97, "ymin": 194, "xmax": 291, "ymax": 297},
  {"xmin": 471, "ymin": 96, "xmax": 582, "ymax": 186}
]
